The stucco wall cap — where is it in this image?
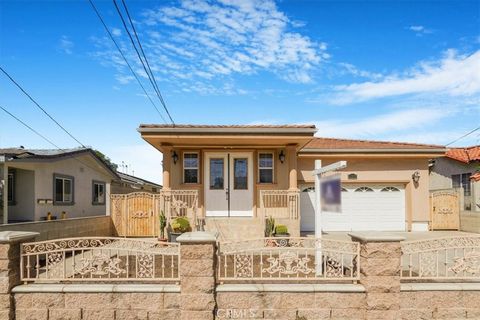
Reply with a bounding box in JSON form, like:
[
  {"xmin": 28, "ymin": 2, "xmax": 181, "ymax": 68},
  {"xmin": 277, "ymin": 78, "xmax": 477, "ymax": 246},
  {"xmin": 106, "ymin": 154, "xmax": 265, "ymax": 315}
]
[
  {"xmin": 176, "ymin": 231, "xmax": 217, "ymax": 243},
  {"xmin": 12, "ymin": 284, "xmax": 180, "ymax": 293},
  {"xmin": 0, "ymin": 231, "xmax": 39, "ymax": 243},
  {"xmin": 348, "ymin": 232, "xmax": 406, "ymax": 243},
  {"xmin": 216, "ymin": 283, "xmax": 365, "ymax": 293}
]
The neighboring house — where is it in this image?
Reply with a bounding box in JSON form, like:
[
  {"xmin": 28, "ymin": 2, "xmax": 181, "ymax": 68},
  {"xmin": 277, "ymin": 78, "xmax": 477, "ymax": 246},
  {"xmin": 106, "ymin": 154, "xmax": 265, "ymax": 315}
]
[
  {"xmin": 138, "ymin": 124, "xmax": 445, "ymax": 237},
  {"xmin": 430, "ymin": 145, "xmax": 480, "ymax": 212},
  {"xmin": 0, "ymin": 147, "xmax": 119, "ymax": 223},
  {"xmin": 111, "ymin": 171, "xmax": 162, "ymax": 194}
]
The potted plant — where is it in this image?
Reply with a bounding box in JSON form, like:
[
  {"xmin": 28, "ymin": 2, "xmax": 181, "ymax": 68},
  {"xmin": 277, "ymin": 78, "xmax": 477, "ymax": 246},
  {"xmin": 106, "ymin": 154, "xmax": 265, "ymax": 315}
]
[
  {"xmin": 264, "ymin": 216, "xmax": 276, "ymax": 246},
  {"xmin": 158, "ymin": 211, "xmax": 167, "ymax": 242},
  {"xmin": 273, "ymin": 224, "xmax": 290, "ymax": 246},
  {"xmin": 168, "ymin": 217, "xmax": 191, "ymax": 242}
]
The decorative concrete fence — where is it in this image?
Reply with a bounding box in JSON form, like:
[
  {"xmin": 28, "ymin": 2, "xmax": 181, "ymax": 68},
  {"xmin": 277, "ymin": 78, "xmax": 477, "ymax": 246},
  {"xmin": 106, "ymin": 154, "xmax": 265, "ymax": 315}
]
[{"xmin": 0, "ymin": 231, "xmax": 479, "ymax": 320}]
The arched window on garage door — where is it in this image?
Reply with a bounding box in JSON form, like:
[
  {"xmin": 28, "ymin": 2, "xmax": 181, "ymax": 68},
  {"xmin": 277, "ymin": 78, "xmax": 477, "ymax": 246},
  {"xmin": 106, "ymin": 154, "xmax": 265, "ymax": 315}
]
[
  {"xmin": 341, "ymin": 187, "xmax": 348, "ymax": 192},
  {"xmin": 354, "ymin": 186, "xmax": 374, "ymax": 192},
  {"xmin": 302, "ymin": 186, "xmax": 315, "ymax": 192},
  {"xmin": 381, "ymin": 186, "xmax": 400, "ymax": 192}
]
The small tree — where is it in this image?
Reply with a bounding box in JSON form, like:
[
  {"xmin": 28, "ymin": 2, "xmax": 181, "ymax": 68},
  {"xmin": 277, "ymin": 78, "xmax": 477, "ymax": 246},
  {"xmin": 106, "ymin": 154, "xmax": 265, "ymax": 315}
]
[{"xmin": 159, "ymin": 211, "xmax": 167, "ymax": 239}]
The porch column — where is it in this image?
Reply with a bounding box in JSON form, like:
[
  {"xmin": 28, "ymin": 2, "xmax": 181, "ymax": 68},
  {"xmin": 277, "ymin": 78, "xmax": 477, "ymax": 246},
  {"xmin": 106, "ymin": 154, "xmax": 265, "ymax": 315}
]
[
  {"xmin": 162, "ymin": 146, "xmax": 172, "ymax": 190},
  {"xmin": 2, "ymin": 164, "xmax": 8, "ymax": 225},
  {"xmin": 287, "ymin": 144, "xmax": 298, "ymax": 190}
]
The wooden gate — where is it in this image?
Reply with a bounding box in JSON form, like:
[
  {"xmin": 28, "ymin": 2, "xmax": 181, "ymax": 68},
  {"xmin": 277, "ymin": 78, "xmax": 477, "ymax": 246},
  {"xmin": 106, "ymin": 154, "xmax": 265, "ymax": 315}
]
[
  {"xmin": 110, "ymin": 191, "xmax": 199, "ymax": 237},
  {"xmin": 111, "ymin": 192, "xmax": 158, "ymax": 237},
  {"xmin": 430, "ymin": 190, "xmax": 460, "ymax": 230}
]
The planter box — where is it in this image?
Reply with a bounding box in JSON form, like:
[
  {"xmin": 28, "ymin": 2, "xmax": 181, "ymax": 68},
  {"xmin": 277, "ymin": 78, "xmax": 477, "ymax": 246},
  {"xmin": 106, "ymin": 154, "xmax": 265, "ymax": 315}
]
[{"xmin": 169, "ymin": 232, "xmax": 182, "ymax": 242}]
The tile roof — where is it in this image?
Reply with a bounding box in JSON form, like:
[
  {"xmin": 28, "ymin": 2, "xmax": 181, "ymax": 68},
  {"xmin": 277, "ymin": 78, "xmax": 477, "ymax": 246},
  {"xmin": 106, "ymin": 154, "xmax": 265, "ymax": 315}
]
[
  {"xmin": 139, "ymin": 124, "xmax": 316, "ymax": 129},
  {"xmin": 0, "ymin": 147, "xmax": 88, "ymax": 157},
  {"xmin": 470, "ymin": 172, "xmax": 480, "ymax": 182},
  {"xmin": 302, "ymin": 137, "xmax": 445, "ymax": 151},
  {"xmin": 445, "ymin": 145, "xmax": 480, "ymax": 163}
]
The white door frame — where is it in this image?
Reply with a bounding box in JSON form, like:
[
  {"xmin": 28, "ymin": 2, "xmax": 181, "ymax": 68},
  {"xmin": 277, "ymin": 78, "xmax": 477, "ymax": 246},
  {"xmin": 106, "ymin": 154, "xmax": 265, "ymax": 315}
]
[{"xmin": 204, "ymin": 152, "xmax": 253, "ymax": 217}]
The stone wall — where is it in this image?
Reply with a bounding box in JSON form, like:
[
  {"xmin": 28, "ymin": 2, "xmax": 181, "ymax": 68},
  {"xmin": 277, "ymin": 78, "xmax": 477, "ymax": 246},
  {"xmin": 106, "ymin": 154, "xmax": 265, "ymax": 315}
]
[
  {"xmin": 13, "ymin": 286, "xmax": 180, "ymax": 320},
  {"xmin": 0, "ymin": 216, "xmax": 113, "ymax": 241},
  {"xmin": 0, "ymin": 231, "xmax": 479, "ymax": 320}
]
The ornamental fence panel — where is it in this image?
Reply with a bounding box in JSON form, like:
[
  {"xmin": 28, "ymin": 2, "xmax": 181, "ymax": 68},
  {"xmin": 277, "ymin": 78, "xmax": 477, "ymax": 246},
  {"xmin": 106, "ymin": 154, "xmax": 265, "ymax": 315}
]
[
  {"xmin": 217, "ymin": 237, "xmax": 360, "ymax": 283},
  {"xmin": 401, "ymin": 235, "xmax": 480, "ymax": 281},
  {"xmin": 20, "ymin": 237, "xmax": 180, "ymax": 283}
]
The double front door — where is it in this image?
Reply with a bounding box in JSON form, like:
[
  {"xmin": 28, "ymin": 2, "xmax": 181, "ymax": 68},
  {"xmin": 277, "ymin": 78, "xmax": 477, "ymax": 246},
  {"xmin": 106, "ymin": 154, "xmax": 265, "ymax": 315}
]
[{"xmin": 204, "ymin": 152, "xmax": 253, "ymax": 217}]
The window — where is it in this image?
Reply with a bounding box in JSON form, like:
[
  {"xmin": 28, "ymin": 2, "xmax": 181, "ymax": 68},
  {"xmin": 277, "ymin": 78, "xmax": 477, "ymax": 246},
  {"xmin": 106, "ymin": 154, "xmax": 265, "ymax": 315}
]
[
  {"xmin": 234, "ymin": 158, "xmax": 248, "ymax": 190},
  {"xmin": 183, "ymin": 153, "xmax": 199, "ymax": 184},
  {"xmin": 54, "ymin": 174, "xmax": 74, "ymax": 205},
  {"xmin": 381, "ymin": 186, "xmax": 400, "ymax": 192},
  {"xmin": 341, "ymin": 187, "xmax": 348, "ymax": 192},
  {"xmin": 258, "ymin": 153, "xmax": 274, "ymax": 183},
  {"xmin": 7, "ymin": 172, "xmax": 15, "ymax": 204},
  {"xmin": 354, "ymin": 186, "xmax": 374, "ymax": 192},
  {"xmin": 92, "ymin": 181, "xmax": 106, "ymax": 205},
  {"xmin": 210, "ymin": 158, "xmax": 224, "ymax": 189},
  {"xmin": 452, "ymin": 173, "xmax": 472, "ymax": 196}
]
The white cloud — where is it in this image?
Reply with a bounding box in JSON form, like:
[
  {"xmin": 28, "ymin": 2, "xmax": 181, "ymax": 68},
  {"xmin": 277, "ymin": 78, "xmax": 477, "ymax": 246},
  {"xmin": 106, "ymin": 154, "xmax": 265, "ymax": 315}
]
[
  {"xmin": 111, "ymin": 28, "xmax": 122, "ymax": 36},
  {"xmin": 337, "ymin": 62, "xmax": 383, "ymax": 80},
  {"xmin": 58, "ymin": 35, "xmax": 74, "ymax": 54},
  {"xmin": 313, "ymin": 107, "xmax": 453, "ymax": 138},
  {"xmin": 94, "ymin": 0, "xmax": 326, "ymax": 94},
  {"xmin": 408, "ymin": 25, "xmax": 433, "ymax": 36},
  {"xmin": 327, "ymin": 49, "xmax": 480, "ymax": 105}
]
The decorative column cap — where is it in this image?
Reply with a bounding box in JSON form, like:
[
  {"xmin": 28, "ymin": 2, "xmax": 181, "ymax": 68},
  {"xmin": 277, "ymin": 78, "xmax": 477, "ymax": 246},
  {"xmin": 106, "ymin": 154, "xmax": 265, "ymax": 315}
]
[
  {"xmin": 349, "ymin": 232, "xmax": 406, "ymax": 243},
  {"xmin": 176, "ymin": 231, "xmax": 217, "ymax": 244},
  {"xmin": 0, "ymin": 231, "xmax": 39, "ymax": 244}
]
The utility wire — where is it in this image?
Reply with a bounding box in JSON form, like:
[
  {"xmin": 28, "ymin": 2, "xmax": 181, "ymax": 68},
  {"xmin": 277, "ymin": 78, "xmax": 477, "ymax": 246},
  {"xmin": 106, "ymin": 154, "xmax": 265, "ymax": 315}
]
[
  {"xmin": 445, "ymin": 126, "xmax": 480, "ymax": 146},
  {"xmin": 112, "ymin": 0, "xmax": 175, "ymax": 125},
  {"xmin": 87, "ymin": 0, "xmax": 168, "ymax": 124},
  {"xmin": 0, "ymin": 66, "xmax": 86, "ymax": 147},
  {"xmin": 0, "ymin": 104, "xmax": 109, "ymax": 176},
  {"xmin": 120, "ymin": 0, "xmax": 168, "ymax": 109}
]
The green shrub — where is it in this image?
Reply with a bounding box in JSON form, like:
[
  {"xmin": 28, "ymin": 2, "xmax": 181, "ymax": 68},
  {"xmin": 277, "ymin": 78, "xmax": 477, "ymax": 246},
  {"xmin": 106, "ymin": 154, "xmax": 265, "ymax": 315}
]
[
  {"xmin": 265, "ymin": 216, "xmax": 275, "ymax": 237},
  {"xmin": 171, "ymin": 217, "xmax": 191, "ymax": 233},
  {"xmin": 275, "ymin": 224, "xmax": 289, "ymax": 235}
]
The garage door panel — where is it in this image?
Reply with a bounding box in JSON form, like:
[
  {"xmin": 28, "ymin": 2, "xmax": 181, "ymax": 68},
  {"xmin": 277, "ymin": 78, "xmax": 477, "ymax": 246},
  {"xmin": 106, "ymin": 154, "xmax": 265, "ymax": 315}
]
[{"xmin": 300, "ymin": 184, "xmax": 406, "ymax": 232}]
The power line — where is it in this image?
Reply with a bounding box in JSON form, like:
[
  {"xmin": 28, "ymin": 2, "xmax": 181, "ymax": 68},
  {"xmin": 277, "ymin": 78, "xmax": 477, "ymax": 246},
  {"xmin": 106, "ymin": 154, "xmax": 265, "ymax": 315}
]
[
  {"xmin": 0, "ymin": 105, "xmax": 61, "ymax": 149},
  {"xmin": 0, "ymin": 104, "xmax": 117, "ymax": 177},
  {"xmin": 445, "ymin": 126, "xmax": 480, "ymax": 146},
  {"xmin": 87, "ymin": 0, "xmax": 168, "ymax": 124},
  {"xmin": 120, "ymin": 0, "xmax": 168, "ymax": 110},
  {"xmin": 112, "ymin": 0, "xmax": 175, "ymax": 125},
  {"xmin": 0, "ymin": 66, "xmax": 86, "ymax": 147}
]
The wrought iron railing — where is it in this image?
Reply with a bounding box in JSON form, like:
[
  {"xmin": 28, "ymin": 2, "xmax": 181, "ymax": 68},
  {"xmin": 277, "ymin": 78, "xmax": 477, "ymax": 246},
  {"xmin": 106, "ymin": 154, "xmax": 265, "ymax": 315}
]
[
  {"xmin": 217, "ymin": 237, "xmax": 360, "ymax": 282},
  {"xmin": 259, "ymin": 190, "xmax": 300, "ymax": 219},
  {"xmin": 401, "ymin": 236, "xmax": 480, "ymax": 281},
  {"xmin": 20, "ymin": 237, "xmax": 180, "ymax": 283}
]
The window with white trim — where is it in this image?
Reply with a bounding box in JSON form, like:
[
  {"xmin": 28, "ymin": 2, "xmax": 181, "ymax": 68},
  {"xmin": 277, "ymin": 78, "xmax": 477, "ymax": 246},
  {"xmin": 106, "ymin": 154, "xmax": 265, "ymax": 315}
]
[
  {"xmin": 92, "ymin": 181, "xmax": 106, "ymax": 205},
  {"xmin": 7, "ymin": 172, "xmax": 15, "ymax": 204},
  {"xmin": 54, "ymin": 174, "xmax": 74, "ymax": 205},
  {"xmin": 183, "ymin": 153, "xmax": 199, "ymax": 184},
  {"xmin": 258, "ymin": 152, "xmax": 274, "ymax": 184},
  {"xmin": 452, "ymin": 173, "xmax": 471, "ymax": 196}
]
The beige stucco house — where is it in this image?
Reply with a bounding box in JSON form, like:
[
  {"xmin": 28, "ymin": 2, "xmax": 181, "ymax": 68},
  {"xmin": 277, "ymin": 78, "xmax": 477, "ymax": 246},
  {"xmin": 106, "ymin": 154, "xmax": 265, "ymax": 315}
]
[
  {"xmin": 0, "ymin": 148, "xmax": 119, "ymax": 223},
  {"xmin": 430, "ymin": 145, "xmax": 480, "ymax": 212},
  {"xmin": 139, "ymin": 124, "xmax": 445, "ymax": 238}
]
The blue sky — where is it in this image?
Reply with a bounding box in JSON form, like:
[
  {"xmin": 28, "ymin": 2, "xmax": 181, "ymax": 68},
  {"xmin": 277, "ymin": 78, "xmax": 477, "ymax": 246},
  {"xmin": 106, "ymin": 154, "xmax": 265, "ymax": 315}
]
[{"xmin": 1, "ymin": 0, "xmax": 479, "ymax": 183}]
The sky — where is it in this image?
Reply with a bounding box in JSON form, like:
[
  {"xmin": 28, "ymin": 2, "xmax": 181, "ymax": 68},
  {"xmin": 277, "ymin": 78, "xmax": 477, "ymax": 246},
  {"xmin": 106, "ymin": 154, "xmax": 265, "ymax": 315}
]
[{"xmin": 1, "ymin": 0, "xmax": 479, "ymax": 184}]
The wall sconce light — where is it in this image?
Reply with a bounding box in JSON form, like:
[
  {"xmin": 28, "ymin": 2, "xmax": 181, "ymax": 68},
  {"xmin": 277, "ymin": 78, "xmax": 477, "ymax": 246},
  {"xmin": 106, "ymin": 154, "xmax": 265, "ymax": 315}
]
[
  {"xmin": 279, "ymin": 150, "xmax": 286, "ymax": 163},
  {"xmin": 172, "ymin": 151, "xmax": 179, "ymax": 164},
  {"xmin": 412, "ymin": 171, "xmax": 420, "ymax": 183}
]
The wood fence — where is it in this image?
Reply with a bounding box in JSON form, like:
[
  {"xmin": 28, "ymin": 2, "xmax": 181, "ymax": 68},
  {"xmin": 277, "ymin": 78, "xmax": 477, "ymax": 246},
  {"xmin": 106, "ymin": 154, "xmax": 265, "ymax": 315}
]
[
  {"xmin": 110, "ymin": 191, "xmax": 198, "ymax": 237},
  {"xmin": 430, "ymin": 189, "xmax": 460, "ymax": 230}
]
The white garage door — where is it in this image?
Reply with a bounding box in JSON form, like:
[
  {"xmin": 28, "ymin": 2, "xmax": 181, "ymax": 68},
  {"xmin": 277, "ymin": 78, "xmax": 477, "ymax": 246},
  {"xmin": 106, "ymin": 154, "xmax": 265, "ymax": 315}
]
[{"xmin": 300, "ymin": 184, "xmax": 406, "ymax": 232}]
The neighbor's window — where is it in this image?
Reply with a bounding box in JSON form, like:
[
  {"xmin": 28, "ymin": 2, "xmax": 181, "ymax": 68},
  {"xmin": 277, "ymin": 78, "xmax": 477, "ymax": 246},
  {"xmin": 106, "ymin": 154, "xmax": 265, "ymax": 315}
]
[
  {"xmin": 452, "ymin": 173, "xmax": 471, "ymax": 196},
  {"xmin": 92, "ymin": 181, "xmax": 106, "ymax": 205},
  {"xmin": 54, "ymin": 174, "xmax": 74, "ymax": 205},
  {"xmin": 7, "ymin": 172, "xmax": 15, "ymax": 204},
  {"xmin": 258, "ymin": 153, "xmax": 274, "ymax": 184},
  {"xmin": 183, "ymin": 153, "xmax": 199, "ymax": 184}
]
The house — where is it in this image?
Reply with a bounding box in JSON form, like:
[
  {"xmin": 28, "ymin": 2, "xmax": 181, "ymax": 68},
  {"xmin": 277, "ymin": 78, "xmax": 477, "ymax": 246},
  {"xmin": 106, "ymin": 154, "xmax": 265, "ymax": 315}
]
[
  {"xmin": 430, "ymin": 145, "xmax": 480, "ymax": 212},
  {"xmin": 111, "ymin": 171, "xmax": 162, "ymax": 194},
  {"xmin": 0, "ymin": 147, "xmax": 119, "ymax": 223},
  {"xmin": 138, "ymin": 124, "xmax": 445, "ymax": 238}
]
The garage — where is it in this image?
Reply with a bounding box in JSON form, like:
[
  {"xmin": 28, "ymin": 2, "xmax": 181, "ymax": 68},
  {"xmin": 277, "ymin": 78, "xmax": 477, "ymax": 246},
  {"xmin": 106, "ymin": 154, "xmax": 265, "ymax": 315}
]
[{"xmin": 300, "ymin": 184, "xmax": 406, "ymax": 232}]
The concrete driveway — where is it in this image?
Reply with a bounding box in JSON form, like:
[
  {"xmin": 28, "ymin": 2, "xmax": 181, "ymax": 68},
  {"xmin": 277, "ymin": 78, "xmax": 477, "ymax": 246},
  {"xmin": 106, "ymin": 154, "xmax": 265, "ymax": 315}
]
[{"xmin": 304, "ymin": 230, "xmax": 477, "ymax": 242}]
